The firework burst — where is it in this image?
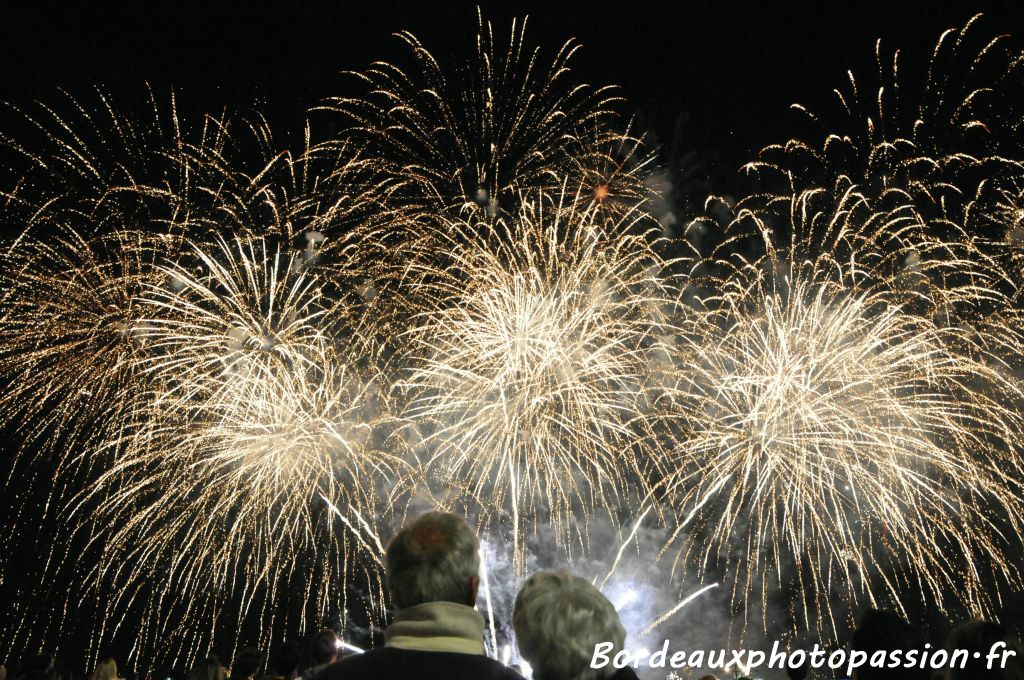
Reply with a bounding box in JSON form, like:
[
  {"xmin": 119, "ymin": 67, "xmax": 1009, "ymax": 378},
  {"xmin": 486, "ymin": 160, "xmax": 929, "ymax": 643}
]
[
  {"xmin": 965, "ymin": 172, "xmax": 1024, "ymax": 300},
  {"xmin": 656, "ymin": 188, "xmax": 1024, "ymax": 640},
  {"xmin": 75, "ymin": 234, "xmax": 414, "ymax": 662},
  {"xmin": 743, "ymin": 14, "xmax": 1024, "ymax": 224},
  {"xmin": 0, "ymin": 90, "xmax": 402, "ymax": 666},
  {"xmin": 323, "ymin": 10, "xmax": 653, "ymax": 221},
  {"xmin": 397, "ymin": 187, "xmax": 680, "ymax": 573},
  {"xmin": 0, "ymin": 87, "xmax": 242, "ymax": 243},
  {"xmin": 0, "ymin": 228, "xmax": 166, "ymax": 473}
]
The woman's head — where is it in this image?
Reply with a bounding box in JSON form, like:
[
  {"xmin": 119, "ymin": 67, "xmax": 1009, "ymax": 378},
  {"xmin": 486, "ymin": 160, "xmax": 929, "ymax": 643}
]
[
  {"xmin": 513, "ymin": 570, "xmax": 626, "ymax": 680},
  {"xmin": 90, "ymin": 659, "xmax": 117, "ymax": 680},
  {"xmin": 946, "ymin": 619, "xmax": 1024, "ymax": 680}
]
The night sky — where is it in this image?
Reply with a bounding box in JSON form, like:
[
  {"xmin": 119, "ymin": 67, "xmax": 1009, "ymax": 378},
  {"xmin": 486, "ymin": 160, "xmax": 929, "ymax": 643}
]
[
  {"xmin": 3, "ymin": 1, "xmax": 1022, "ymax": 192},
  {"xmin": 2, "ymin": 0, "xmax": 1024, "ymax": 675}
]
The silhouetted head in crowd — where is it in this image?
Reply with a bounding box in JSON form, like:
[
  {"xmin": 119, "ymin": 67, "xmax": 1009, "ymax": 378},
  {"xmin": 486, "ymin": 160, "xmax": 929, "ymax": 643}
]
[
  {"xmin": 946, "ymin": 619, "xmax": 1024, "ymax": 680},
  {"xmin": 311, "ymin": 512, "xmax": 521, "ymax": 680},
  {"xmin": 513, "ymin": 570, "xmax": 629, "ymax": 680},
  {"xmin": 310, "ymin": 631, "xmax": 338, "ymax": 667},
  {"xmin": 385, "ymin": 511, "xmax": 480, "ymax": 609},
  {"xmin": 269, "ymin": 642, "xmax": 301, "ymax": 678},
  {"xmin": 87, "ymin": 659, "xmax": 117, "ymax": 680},
  {"xmin": 785, "ymin": 658, "xmax": 808, "ymax": 680},
  {"xmin": 29, "ymin": 655, "xmax": 54, "ymax": 675},
  {"xmin": 231, "ymin": 648, "xmax": 264, "ymax": 680},
  {"xmin": 850, "ymin": 609, "xmax": 930, "ymax": 680},
  {"xmin": 188, "ymin": 655, "xmax": 227, "ymax": 680}
]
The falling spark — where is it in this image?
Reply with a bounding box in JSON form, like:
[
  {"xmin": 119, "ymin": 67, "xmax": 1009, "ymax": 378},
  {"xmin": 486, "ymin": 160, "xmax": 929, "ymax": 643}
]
[
  {"xmin": 637, "ymin": 583, "xmax": 720, "ymax": 638},
  {"xmin": 479, "ymin": 547, "xmax": 500, "ymax": 657},
  {"xmin": 599, "ymin": 505, "xmax": 651, "ymax": 590}
]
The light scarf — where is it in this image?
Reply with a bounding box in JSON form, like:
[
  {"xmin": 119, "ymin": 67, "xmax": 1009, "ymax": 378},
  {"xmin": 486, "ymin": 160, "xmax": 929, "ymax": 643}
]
[{"xmin": 384, "ymin": 601, "xmax": 487, "ymax": 656}]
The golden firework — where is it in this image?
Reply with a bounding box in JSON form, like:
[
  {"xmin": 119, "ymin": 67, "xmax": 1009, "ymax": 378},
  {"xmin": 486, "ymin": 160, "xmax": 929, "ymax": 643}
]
[
  {"xmin": 656, "ymin": 188, "xmax": 1024, "ymax": 639},
  {"xmin": 77, "ymin": 235, "xmax": 414, "ymax": 662},
  {"xmin": 323, "ymin": 10, "xmax": 652, "ymax": 221},
  {"xmin": 398, "ymin": 187, "xmax": 681, "ymax": 572}
]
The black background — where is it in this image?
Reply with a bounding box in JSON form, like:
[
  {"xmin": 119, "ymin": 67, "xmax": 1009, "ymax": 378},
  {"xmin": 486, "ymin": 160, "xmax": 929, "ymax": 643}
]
[{"xmin": 3, "ymin": 1, "xmax": 1023, "ymax": 190}]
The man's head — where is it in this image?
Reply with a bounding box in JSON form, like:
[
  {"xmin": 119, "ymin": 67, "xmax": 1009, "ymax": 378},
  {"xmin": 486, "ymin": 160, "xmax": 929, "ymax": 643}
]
[
  {"xmin": 269, "ymin": 641, "xmax": 301, "ymax": 677},
  {"xmin": 850, "ymin": 609, "xmax": 929, "ymax": 680},
  {"xmin": 30, "ymin": 654, "xmax": 54, "ymax": 674},
  {"xmin": 784, "ymin": 660, "xmax": 807, "ymax": 680},
  {"xmin": 385, "ymin": 511, "xmax": 481, "ymax": 609},
  {"xmin": 231, "ymin": 647, "xmax": 264, "ymax": 680},
  {"xmin": 513, "ymin": 570, "xmax": 626, "ymax": 680},
  {"xmin": 310, "ymin": 630, "xmax": 338, "ymax": 666},
  {"xmin": 946, "ymin": 619, "xmax": 1024, "ymax": 680}
]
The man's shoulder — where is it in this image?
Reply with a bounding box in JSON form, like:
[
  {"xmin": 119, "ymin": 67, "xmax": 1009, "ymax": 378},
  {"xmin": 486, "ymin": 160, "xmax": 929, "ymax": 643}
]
[{"xmin": 316, "ymin": 647, "xmax": 523, "ymax": 680}]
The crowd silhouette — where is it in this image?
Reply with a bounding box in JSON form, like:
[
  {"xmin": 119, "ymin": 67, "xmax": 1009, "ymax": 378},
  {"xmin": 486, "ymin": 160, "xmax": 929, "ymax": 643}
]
[{"xmin": 4, "ymin": 512, "xmax": 1022, "ymax": 680}]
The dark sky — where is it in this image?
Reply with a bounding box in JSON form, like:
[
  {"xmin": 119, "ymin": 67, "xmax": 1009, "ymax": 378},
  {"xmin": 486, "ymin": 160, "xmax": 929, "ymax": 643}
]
[{"xmin": 2, "ymin": 1, "xmax": 1021, "ymax": 180}]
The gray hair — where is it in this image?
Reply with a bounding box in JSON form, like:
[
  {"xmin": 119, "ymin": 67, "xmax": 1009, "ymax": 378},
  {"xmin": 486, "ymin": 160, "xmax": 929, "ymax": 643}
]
[
  {"xmin": 513, "ymin": 570, "xmax": 626, "ymax": 680},
  {"xmin": 385, "ymin": 511, "xmax": 480, "ymax": 609}
]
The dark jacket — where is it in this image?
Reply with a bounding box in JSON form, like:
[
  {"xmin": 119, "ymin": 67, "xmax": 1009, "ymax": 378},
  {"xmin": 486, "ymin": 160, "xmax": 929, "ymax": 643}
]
[
  {"xmin": 607, "ymin": 669, "xmax": 641, "ymax": 680},
  {"xmin": 316, "ymin": 647, "xmax": 523, "ymax": 680},
  {"xmin": 524, "ymin": 665, "xmax": 642, "ymax": 680}
]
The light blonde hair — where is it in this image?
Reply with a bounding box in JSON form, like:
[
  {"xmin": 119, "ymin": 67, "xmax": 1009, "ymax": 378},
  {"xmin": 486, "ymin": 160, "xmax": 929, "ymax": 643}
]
[
  {"xmin": 514, "ymin": 570, "xmax": 627, "ymax": 680},
  {"xmin": 88, "ymin": 659, "xmax": 118, "ymax": 680}
]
